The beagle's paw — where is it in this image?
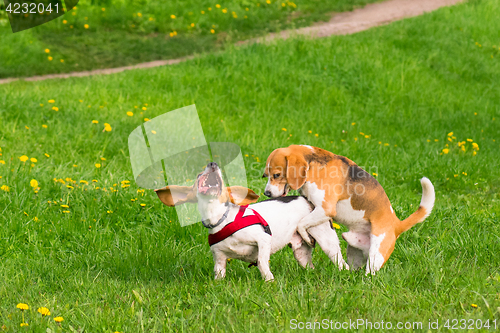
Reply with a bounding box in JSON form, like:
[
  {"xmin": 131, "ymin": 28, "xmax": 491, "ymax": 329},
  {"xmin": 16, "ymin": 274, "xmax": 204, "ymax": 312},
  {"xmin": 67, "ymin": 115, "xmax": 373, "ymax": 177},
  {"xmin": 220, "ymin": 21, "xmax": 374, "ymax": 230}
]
[{"xmin": 298, "ymin": 226, "xmax": 314, "ymax": 247}]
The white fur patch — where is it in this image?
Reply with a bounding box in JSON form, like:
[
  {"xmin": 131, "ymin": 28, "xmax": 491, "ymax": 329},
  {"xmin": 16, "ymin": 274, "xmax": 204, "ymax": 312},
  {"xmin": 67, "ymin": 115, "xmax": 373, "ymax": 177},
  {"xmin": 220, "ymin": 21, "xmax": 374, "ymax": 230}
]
[
  {"xmin": 367, "ymin": 233, "xmax": 386, "ymax": 275},
  {"xmin": 390, "ymin": 205, "xmax": 394, "ymax": 214},
  {"xmin": 334, "ymin": 198, "xmax": 368, "ymax": 232},
  {"xmin": 299, "ymin": 182, "xmax": 325, "ymax": 207},
  {"xmin": 300, "ymin": 145, "xmax": 314, "ymax": 152},
  {"xmin": 264, "ymin": 182, "xmax": 282, "ymax": 198}
]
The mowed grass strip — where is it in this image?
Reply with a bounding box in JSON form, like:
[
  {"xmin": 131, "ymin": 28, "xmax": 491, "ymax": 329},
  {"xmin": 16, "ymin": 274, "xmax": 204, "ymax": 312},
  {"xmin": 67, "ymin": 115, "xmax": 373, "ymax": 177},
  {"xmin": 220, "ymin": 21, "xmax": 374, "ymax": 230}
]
[
  {"xmin": 0, "ymin": 0, "xmax": 499, "ymax": 331},
  {"xmin": 0, "ymin": 0, "xmax": 382, "ymax": 78}
]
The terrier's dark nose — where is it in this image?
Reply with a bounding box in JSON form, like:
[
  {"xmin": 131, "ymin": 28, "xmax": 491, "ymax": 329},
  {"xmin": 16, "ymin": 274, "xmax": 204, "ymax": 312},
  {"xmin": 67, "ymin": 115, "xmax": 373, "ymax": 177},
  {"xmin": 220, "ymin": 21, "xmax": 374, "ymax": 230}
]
[
  {"xmin": 264, "ymin": 190, "xmax": 271, "ymax": 197},
  {"xmin": 207, "ymin": 162, "xmax": 218, "ymax": 169}
]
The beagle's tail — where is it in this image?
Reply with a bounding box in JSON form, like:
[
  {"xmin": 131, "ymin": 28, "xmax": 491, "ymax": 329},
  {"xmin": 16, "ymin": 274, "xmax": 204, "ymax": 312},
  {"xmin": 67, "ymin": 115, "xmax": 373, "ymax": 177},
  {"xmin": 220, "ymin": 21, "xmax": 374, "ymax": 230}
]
[{"xmin": 397, "ymin": 177, "xmax": 435, "ymax": 236}]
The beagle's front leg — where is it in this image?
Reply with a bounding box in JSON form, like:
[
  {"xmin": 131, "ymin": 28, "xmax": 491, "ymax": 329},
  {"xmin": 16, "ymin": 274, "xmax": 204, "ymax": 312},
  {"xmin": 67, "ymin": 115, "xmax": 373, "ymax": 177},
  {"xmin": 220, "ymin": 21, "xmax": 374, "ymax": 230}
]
[
  {"xmin": 211, "ymin": 248, "xmax": 227, "ymax": 280},
  {"xmin": 308, "ymin": 222, "xmax": 349, "ymax": 270},
  {"xmin": 297, "ymin": 207, "xmax": 332, "ymax": 247}
]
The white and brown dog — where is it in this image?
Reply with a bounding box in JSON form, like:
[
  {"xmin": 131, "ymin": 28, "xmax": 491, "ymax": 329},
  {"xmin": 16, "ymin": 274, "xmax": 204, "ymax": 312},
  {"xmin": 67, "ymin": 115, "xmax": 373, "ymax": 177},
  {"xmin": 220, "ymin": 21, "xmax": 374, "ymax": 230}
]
[
  {"xmin": 155, "ymin": 162, "xmax": 344, "ymax": 281},
  {"xmin": 263, "ymin": 145, "xmax": 435, "ymax": 274}
]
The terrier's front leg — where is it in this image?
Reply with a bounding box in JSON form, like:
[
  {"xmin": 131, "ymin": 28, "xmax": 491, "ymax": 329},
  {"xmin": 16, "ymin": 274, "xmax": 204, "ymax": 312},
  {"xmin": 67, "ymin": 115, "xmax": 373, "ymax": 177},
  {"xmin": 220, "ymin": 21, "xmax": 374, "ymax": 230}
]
[
  {"xmin": 257, "ymin": 239, "xmax": 274, "ymax": 281},
  {"xmin": 212, "ymin": 249, "xmax": 227, "ymax": 280}
]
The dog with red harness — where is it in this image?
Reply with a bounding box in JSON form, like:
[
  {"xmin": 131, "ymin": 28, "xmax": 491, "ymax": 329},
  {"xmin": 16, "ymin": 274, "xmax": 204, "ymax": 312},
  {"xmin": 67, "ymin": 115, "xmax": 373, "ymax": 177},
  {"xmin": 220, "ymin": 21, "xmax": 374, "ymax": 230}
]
[{"xmin": 155, "ymin": 162, "xmax": 344, "ymax": 281}]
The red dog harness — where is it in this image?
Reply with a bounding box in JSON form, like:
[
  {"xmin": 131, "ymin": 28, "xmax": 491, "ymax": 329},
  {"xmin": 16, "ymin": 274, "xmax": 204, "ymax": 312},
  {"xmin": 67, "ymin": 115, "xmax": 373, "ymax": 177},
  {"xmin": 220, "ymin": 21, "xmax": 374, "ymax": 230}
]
[{"xmin": 208, "ymin": 205, "xmax": 272, "ymax": 246}]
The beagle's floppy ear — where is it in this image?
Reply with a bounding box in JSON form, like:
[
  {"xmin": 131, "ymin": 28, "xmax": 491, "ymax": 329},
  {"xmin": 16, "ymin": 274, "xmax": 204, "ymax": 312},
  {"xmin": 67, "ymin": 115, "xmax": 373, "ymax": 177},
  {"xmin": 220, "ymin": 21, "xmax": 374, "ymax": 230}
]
[
  {"xmin": 227, "ymin": 186, "xmax": 259, "ymax": 206},
  {"xmin": 155, "ymin": 185, "xmax": 197, "ymax": 206},
  {"xmin": 286, "ymin": 154, "xmax": 308, "ymax": 190}
]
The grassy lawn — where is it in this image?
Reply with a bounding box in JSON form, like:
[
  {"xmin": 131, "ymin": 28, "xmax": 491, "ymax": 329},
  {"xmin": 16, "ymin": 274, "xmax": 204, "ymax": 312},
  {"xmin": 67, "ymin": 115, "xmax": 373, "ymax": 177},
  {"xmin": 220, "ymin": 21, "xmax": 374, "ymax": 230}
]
[
  {"xmin": 0, "ymin": 0, "xmax": 382, "ymax": 78},
  {"xmin": 1, "ymin": 0, "xmax": 500, "ymax": 331}
]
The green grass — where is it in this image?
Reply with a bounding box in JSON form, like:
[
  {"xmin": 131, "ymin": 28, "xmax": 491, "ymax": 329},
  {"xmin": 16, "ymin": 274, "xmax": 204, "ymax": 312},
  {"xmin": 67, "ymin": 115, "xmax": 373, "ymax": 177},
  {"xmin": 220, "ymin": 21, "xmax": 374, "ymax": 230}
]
[
  {"xmin": 0, "ymin": 0, "xmax": 382, "ymax": 78},
  {"xmin": 1, "ymin": 0, "xmax": 500, "ymax": 331}
]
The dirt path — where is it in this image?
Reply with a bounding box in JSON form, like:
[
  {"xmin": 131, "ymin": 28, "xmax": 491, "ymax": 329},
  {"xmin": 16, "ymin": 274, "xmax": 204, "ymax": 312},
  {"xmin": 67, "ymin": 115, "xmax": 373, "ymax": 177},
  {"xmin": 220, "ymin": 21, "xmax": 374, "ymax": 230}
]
[{"xmin": 0, "ymin": 0, "xmax": 464, "ymax": 85}]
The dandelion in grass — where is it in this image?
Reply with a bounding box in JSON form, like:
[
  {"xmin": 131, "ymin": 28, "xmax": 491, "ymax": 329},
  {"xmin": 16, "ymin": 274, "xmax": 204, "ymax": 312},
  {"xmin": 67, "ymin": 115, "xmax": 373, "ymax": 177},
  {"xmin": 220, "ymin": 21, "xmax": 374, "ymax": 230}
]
[
  {"xmin": 142, "ymin": 107, "xmax": 147, "ymax": 111},
  {"xmin": 170, "ymin": 14, "xmax": 176, "ymax": 19},
  {"xmin": 84, "ymin": 24, "xmax": 89, "ymax": 29},
  {"xmin": 471, "ymin": 304, "xmax": 478, "ymax": 308},
  {"xmin": 42, "ymin": 124, "xmax": 48, "ymax": 128},
  {"xmin": 92, "ymin": 120, "xmax": 98, "ymax": 124},
  {"xmin": 126, "ymin": 112, "xmax": 133, "ymax": 117},
  {"xmin": 19, "ymin": 155, "xmax": 29, "ymax": 162},
  {"xmin": 0, "ymin": 160, "xmax": 5, "ymax": 164},
  {"xmin": 140, "ymin": 203, "xmax": 146, "ymax": 207},
  {"xmin": 48, "ymin": 56, "xmax": 53, "ymax": 61},
  {"xmin": 30, "ymin": 179, "xmax": 38, "ymax": 188},
  {"xmin": 52, "ymin": 107, "xmax": 59, "ymax": 111},
  {"xmin": 63, "ymin": 20, "xmax": 67, "ymax": 24},
  {"xmin": 54, "ymin": 316, "xmax": 64, "ymax": 323},
  {"xmin": 80, "ymin": 180, "xmax": 88, "ymax": 185},
  {"xmin": 95, "ymin": 163, "xmax": 101, "ymax": 168},
  {"xmin": 107, "ymin": 210, "xmax": 113, "ymax": 214},
  {"xmin": 1, "ymin": 185, "xmax": 10, "ymax": 192},
  {"xmin": 37, "ymin": 307, "xmax": 50, "ymax": 316},
  {"xmin": 442, "ymin": 148, "xmax": 449, "ymax": 154},
  {"xmin": 144, "ymin": 118, "xmax": 150, "ymax": 122},
  {"xmin": 45, "ymin": 49, "xmax": 50, "ymax": 53},
  {"xmin": 103, "ymin": 123, "xmax": 112, "ymax": 132},
  {"xmin": 48, "ymin": 99, "xmax": 55, "ymax": 103},
  {"xmin": 30, "ymin": 158, "xmax": 37, "ymax": 163},
  {"xmin": 222, "ymin": 8, "xmax": 227, "ymax": 13},
  {"xmin": 33, "ymin": 217, "xmax": 39, "ymax": 222}
]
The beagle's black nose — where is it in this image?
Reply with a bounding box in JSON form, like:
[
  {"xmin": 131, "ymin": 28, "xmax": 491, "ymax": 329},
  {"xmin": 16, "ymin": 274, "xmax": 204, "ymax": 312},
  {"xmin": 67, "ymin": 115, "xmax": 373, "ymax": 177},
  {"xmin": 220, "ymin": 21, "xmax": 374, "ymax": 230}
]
[{"xmin": 264, "ymin": 190, "xmax": 271, "ymax": 197}]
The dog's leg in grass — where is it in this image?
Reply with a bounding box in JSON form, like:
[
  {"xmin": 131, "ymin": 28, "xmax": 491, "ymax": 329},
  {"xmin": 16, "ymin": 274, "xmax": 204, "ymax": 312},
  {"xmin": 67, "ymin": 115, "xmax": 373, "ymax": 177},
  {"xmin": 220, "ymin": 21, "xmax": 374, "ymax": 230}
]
[
  {"xmin": 257, "ymin": 240, "xmax": 274, "ymax": 281},
  {"xmin": 346, "ymin": 245, "xmax": 366, "ymax": 270},
  {"xmin": 290, "ymin": 233, "xmax": 314, "ymax": 269},
  {"xmin": 308, "ymin": 222, "xmax": 349, "ymax": 270},
  {"xmin": 297, "ymin": 209, "xmax": 332, "ymax": 247},
  {"xmin": 212, "ymin": 251, "xmax": 227, "ymax": 280}
]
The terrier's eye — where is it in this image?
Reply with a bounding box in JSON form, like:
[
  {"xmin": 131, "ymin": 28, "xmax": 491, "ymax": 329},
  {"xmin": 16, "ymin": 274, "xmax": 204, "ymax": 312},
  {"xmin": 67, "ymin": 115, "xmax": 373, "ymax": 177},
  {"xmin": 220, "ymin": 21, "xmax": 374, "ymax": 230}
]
[{"xmin": 273, "ymin": 173, "xmax": 280, "ymax": 179}]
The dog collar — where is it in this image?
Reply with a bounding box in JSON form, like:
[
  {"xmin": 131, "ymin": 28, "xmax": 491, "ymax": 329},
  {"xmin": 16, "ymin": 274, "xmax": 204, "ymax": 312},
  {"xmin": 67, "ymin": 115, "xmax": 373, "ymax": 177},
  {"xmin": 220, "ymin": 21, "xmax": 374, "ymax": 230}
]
[
  {"xmin": 208, "ymin": 205, "xmax": 272, "ymax": 246},
  {"xmin": 202, "ymin": 202, "xmax": 230, "ymax": 229}
]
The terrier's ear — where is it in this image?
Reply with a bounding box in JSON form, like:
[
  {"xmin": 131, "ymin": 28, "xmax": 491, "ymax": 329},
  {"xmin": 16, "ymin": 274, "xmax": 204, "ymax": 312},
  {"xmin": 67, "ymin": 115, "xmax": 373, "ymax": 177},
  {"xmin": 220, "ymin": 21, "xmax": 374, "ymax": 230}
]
[
  {"xmin": 155, "ymin": 185, "xmax": 197, "ymax": 206},
  {"xmin": 227, "ymin": 186, "xmax": 259, "ymax": 205}
]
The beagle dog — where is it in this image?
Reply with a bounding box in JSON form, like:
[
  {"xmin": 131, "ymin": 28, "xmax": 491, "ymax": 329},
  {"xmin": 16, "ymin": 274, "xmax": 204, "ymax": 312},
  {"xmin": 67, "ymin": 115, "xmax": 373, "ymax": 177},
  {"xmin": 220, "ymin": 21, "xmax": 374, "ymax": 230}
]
[
  {"xmin": 155, "ymin": 162, "xmax": 344, "ymax": 281},
  {"xmin": 263, "ymin": 145, "xmax": 435, "ymax": 274}
]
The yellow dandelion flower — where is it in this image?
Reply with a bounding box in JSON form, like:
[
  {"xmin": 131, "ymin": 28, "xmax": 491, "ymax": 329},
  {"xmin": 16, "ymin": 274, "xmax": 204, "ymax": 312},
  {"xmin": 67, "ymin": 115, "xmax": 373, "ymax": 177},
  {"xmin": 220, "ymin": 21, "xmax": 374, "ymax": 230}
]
[
  {"xmin": 471, "ymin": 304, "xmax": 478, "ymax": 308},
  {"xmin": 54, "ymin": 316, "xmax": 64, "ymax": 323},
  {"xmin": 331, "ymin": 222, "xmax": 341, "ymax": 229},
  {"xmin": 44, "ymin": 153, "xmax": 50, "ymax": 157},
  {"xmin": 80, "ymin": 180, "xmax": 88, "ymax": 184},
  {"xmin": 140, "ymin": 203, "xmax": 146, "ymax": 207},
  {"xmin": 281, "ymin": 128, "xmax": 287, "ymax": 131},
  {"xmin": 472, "ymin": 143, "xmax": 479, "ymax": 150},
  {"xmin": 216, "ymin": 4, "xmax": 221, "ymax": 8},
  {"xmin": 222, "ymin": 9, "xmax": 227, "ymax": 13},
  {"xmin": 442, "ymin": 148, "xmax": 449, "ymax": 154},
  {"xmin": 126, "ymin": 112, "xmax": 133, "ymax": 116},
  {"xmin": 170, "ymin": 14, "xmax": 176, "ymax": 19},
  {"xmin": 1, "ymin": 185, "xmax": 10, "ymax": 191},
  {"xmin": 447, "ymin": 132, "xmax": 453, "ymax": 136},
  {"xmin": 42, "ymin": 124, "xmax": 48, "ymax": 128},
  {"xmin": 104, "ymin": 123, "xmax": 112, "ymax": 132},
  {"xmin": 45, "ymin": 49, "xmax": 50, "ymax": 53},
  {"xmin": 92, "ymin": 120, "xmax": 98, "ymax": 124},
  {"xmin": 48, "ymin": 56, "xmax": 53, "ymax": 61},
  {"xmin": 384, "ymin": 143, "xmax": 389, "ymax": 146},
  {"xmin": 210, "ymin": 29, "xmax": 215, "ymax": 34},
  {"xmin": 84, "ymin": 24, "xmax": 89, "ymax": 29},
  {"xmin": 37, "ymin": 307, "xmax": 51, "ymax": 316},
  {"xmin": 52, "ymin": 107, "xmax": 59, "ymax": 111},
  {"xmin": 101, "ymin": 8, "xmax": 105, "ymax": 11},
  {"xmin": 20, "ymin": 323, "xmax": 29, "ymax": 327},
  {"xmin": 33, "ymin": 217, "xmax": 39, "ymax": 222},
  {"xmin": 19, "ymin": 155, "xmax": 29, "ymax": 162},
  {"xmin": 92, "ymin": 179, "xmax": 98, "ymax": 182},
  {"xmin": 107, "ymin": 210, "xmax": 113, "ymax": 214},
  {"xmin": 0, "ymin": 160, "xmax": 5, "ymax": 164},
  {"xmin": 30, "ymin": 179, "xmax": 38, "ymax": 188},
  {"xmin": 100, "ymin": 157, "xmax": 106, "ymax": 161},
  {"xmin": 473, "ymin": 151, "xmax": 477, "ymax": 156},
  {"xmin": 30, "ymin": 158, "xmax": 37, "ymax": 163},
  {"xmin": 73, "ymin": 164, "xmax": 78, "ymax": 167},
  {"xmin": 201, "ymin": 10, "xmax": 205, "ymax": 14},
  {"xmin": 372, "ymin": 173, "xmax": 378, "ymax": 177},
  {"xmin": 191, "ymin": 23, "xmax": 195, "ymax": 27},
  {"xmin": 142, "ymin": 107, "xmax": 147, "ymax": 111},
  {"xmin": 17, "ymin": 303, "xmax": 29, "ymax": 310},
  {"xmin": 144, "ymin": 118, "xmax": 150, "ymax": 122},
  {"xmin": 315, "ymin": 133, "xmax": 319, "ymax": 137},
  {"xmin": 60, "ymin": 59, "xmax": 64, "ymax": 63},
  {"xmin": 95, "ymin": 163, "xmax": 101, "ymax": 168},
  {"xmin": 63, "ymin": 20, "xmax": 67, "ymax": 24}
]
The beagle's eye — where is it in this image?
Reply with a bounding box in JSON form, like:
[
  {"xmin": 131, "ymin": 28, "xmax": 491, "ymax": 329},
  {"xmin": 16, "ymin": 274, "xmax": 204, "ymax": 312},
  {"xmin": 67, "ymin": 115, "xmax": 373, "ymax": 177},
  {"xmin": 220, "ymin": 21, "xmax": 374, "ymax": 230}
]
[{"xmin": 273, "ymin": 173, "xmax": 280, "ymax": 179}]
